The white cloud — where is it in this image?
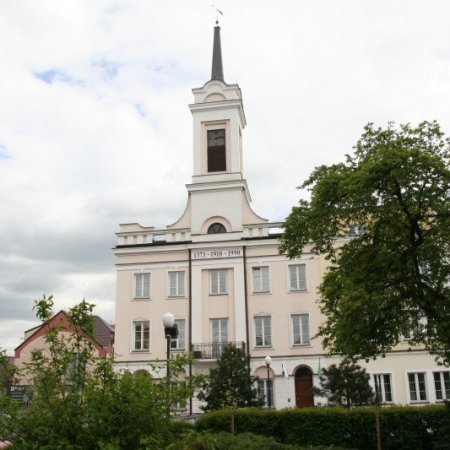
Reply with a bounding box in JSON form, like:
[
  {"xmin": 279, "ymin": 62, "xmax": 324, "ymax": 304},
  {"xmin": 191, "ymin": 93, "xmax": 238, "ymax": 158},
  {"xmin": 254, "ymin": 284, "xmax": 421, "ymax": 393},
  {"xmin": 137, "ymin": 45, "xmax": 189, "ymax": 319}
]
[{"xmin": 1, "ymin": 0, "xmax": 449, "ymax": 354}]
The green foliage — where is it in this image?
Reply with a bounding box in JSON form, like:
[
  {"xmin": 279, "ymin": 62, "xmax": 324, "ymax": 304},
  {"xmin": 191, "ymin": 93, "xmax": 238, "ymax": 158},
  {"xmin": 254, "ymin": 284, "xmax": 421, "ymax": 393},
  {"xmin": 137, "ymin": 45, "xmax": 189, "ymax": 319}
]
[
  {"xmin": 197, "ymin": 345, "xmax": 264, "ymax": 411},
  {"xmin": 0, "ymin": 296, "xmax": 196, "ymax": 450},
  {"xmin": 195, "ymin": 405, "xmax": 450, "ymax": 450},
  {"xmin": 169, "ymin": 430, "xmax": 303, "ymax": 449},
  {"xmin": 280, "ymin": 121, "xmax": 450, "ymax": 364},
  {"xmin": 313, "ymin": 359, "xmax": 374, "ymax": 408}
]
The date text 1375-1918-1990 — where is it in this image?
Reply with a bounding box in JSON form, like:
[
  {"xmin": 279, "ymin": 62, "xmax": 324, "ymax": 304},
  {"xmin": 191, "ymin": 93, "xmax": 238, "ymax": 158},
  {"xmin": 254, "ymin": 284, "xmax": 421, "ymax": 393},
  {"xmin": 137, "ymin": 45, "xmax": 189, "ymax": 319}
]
[{"xmin": 192, "ymin": 249, "xmax": 242, "ymax": 260}]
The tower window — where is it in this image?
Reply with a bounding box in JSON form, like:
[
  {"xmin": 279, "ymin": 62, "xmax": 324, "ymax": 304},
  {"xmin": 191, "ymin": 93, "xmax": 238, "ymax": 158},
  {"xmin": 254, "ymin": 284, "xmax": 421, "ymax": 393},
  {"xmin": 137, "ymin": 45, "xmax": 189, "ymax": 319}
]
[
  {"xmin": 207, "ymin": 129, "xmax": 226, "ymax": 172},
  {"xmin": 208, "ymin": 223, "xmax": 226, "ymax": 234}
]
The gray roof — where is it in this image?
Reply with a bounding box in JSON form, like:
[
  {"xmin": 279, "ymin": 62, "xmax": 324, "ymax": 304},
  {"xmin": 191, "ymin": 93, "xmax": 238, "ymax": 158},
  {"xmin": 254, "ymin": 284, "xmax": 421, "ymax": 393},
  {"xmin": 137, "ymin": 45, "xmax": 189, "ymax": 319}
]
[
  {"xmin": 211, "ymin": 25, "xmax": 224, "ymax": 82},
  {"xmin": 93, "ymin": 315, "xmax": 114, "ymax": 348}
]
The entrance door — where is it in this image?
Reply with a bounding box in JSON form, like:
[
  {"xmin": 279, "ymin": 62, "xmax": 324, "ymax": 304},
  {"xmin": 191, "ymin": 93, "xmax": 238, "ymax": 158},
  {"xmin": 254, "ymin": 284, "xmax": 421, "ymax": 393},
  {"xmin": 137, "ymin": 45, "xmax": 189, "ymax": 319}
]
[{"xmin": 295, "ymin": 366, "xmax": 314, "ymax": 407}]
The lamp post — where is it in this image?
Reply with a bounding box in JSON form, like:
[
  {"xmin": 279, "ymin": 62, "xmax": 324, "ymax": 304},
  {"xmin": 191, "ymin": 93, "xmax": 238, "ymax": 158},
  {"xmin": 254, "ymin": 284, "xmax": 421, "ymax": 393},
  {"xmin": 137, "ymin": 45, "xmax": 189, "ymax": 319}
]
[
  {"xmin": 162, "ymin": 312, "xmax": 178, "ymax": 384},
  {"xmin": 265, "ymin": 355, "xmax": 272, "ymax": 408}
]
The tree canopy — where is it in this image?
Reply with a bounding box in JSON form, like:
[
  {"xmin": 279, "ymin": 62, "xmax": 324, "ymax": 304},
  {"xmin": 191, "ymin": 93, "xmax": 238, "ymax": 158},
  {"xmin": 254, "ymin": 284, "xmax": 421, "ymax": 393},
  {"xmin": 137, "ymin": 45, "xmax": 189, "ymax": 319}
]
[
  {"xmin": 280, "ymin": 121, "xmax": 450, "ymax": 365},
  {"xmin": 197, "ymin": 345, "xmax": 263, "ymax": 411},
  {"xmin": 0, "ymin": 296, "xmax": 195, "ymax": 449},
  {"xmin": 314, "ymin": 359, "xmax": 374, "ymax": 408}
]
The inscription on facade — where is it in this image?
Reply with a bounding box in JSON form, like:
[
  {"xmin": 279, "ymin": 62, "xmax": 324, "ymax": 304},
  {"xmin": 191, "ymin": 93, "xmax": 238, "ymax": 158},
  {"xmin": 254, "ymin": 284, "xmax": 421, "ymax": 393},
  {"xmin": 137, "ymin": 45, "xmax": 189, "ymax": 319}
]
[{"xmin": 192, "ymin": 248, "xmax": 242, "ymax": 260}]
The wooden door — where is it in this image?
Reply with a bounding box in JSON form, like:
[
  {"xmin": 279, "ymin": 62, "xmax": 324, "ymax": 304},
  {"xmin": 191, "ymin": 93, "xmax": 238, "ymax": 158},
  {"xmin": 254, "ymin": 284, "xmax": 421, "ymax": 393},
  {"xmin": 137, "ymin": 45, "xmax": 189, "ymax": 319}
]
[{"xmin": 295, "ymin": 367, "xmax": 314, "ymax": 408}]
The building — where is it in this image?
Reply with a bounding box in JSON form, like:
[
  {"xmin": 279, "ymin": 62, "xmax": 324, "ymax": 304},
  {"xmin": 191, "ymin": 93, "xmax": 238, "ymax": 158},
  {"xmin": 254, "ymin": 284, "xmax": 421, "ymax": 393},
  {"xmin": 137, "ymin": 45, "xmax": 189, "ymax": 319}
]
[
  {"xmin": 12, "ymin": 311, "xmax": 114, "ymax": 402},
  {"xmin": 113, "ymin": 24, "xmax": 449, "ymax": 410}
]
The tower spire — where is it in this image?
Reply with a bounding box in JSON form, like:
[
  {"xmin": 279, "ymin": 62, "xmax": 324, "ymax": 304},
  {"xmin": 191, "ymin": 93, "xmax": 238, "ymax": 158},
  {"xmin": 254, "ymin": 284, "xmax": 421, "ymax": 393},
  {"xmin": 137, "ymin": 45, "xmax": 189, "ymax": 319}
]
[{"xmin": 211, "ymin": 23, "xmax": 224, "ymax": 82}]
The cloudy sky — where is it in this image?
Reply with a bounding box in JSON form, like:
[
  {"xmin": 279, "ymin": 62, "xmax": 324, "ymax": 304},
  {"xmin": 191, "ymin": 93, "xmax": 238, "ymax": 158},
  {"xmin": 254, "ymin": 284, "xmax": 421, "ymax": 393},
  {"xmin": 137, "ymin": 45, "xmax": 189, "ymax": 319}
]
[{"xmin": 1, "ymin": 0, "xmax": 449, "ymax": 355}]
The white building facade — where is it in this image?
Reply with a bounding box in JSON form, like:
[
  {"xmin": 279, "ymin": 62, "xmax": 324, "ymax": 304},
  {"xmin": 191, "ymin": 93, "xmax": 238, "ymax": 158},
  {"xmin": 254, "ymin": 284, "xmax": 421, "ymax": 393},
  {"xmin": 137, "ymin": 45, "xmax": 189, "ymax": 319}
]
[{"xmin": 113, "ymin": 25, "xmax": 449, "ymax": 412}]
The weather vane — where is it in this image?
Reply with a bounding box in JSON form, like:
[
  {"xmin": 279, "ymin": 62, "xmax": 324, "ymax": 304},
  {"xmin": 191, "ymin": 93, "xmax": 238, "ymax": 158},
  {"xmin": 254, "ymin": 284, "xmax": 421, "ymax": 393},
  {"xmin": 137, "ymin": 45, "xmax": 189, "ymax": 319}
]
[{"xmin": 211, "ymin": 4, "xmax": 223, "ymax": 25}]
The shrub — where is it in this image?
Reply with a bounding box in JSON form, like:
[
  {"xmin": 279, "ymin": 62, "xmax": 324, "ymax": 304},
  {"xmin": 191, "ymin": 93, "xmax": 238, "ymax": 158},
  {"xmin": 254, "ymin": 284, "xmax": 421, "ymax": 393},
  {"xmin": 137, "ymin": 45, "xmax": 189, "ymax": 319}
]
[{"xmin": 195, "ymin": 405, "xmax": 450, "ymax": 450}]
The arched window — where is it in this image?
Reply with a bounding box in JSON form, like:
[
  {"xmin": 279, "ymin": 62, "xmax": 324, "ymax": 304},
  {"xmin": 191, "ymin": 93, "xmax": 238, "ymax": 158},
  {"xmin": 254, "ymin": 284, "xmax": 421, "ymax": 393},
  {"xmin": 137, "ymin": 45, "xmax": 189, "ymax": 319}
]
[{"xmin": 207, "ymin": 223, "xmax": 226, "ymax": 234}]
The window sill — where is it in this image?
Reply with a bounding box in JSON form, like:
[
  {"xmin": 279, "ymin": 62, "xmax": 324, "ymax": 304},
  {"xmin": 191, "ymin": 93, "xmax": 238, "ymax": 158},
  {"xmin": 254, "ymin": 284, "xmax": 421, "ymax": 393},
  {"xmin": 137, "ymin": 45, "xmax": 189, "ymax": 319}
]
[
  {"xmin": 292, "ymin": 344, "xmax": 312, "ymax": 348},
  {"xmin": 132, "ymin": 350, "xmax": 150, "ymax": 353},
  {"xmin": 166, "ymin": 296, "xmax": 187, "ymax": 300},
  {"xmin": 209, "ymin": 292, "xmax": 228, "ymax": 296},
  {"xmin": 409, "ymin": 401, "xmax": 429, "ymax": 404},
  {"xmin": 252, "ymin": 291, "xmax": 272, "ymax": 295},
  {"xmin": 133, "ymin": 297, "xmax": 151, "ymax": 301},
  {"xmin": 254, "ymin": 346, "xmax": 273, "ymax": 350}
]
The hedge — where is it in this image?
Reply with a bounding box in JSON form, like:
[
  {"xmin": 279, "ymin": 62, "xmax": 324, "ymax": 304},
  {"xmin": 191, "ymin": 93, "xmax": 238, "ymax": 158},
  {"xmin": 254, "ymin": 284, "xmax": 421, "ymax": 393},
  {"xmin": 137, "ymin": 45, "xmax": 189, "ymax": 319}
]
[{"xmin": 195, "ymin": 405, "xmax": 450, "ymax": 450}]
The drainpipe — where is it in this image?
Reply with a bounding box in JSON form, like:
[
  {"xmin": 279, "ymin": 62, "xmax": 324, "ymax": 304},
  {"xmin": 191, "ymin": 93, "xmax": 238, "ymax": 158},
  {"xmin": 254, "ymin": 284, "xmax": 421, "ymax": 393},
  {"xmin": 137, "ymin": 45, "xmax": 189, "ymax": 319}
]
[
  {"xmin": 243, "ymin": 246, "xmax": 250, "ymax": 369},
  {"xmin": 188, "ymin": 248, "xmax": 193, "ymax": 415}
]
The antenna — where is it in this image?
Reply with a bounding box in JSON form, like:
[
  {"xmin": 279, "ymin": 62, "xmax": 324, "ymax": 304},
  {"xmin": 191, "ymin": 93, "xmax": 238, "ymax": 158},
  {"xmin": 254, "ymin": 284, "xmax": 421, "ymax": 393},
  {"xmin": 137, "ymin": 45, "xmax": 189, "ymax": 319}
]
[{"xmin": 211, "ymin": 4, "xmax": 223, "ymax": 25}]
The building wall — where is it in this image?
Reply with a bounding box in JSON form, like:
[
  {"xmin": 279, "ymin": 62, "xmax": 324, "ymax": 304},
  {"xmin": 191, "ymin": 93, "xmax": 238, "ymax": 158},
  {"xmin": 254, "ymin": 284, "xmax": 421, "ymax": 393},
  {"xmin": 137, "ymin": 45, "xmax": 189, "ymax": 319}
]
[{"xmin": 113, "ymin": 28, "xmax": 449, "ymax": 410}]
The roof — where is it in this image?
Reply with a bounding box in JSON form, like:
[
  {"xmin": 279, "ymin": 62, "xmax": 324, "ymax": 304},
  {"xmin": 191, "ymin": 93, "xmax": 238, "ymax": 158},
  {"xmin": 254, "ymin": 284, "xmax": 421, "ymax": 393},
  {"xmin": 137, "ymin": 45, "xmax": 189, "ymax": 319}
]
[
  {"xmin": 211, "ymin": 25, "xmax": 224, "ymax": 82},
  {"xmin": 93, "ymin": 315, "xmax": 114, "ymax": 348},
  {"xmin": 14, "ymin": 310, "xmax": 114, "ymax": 357}
]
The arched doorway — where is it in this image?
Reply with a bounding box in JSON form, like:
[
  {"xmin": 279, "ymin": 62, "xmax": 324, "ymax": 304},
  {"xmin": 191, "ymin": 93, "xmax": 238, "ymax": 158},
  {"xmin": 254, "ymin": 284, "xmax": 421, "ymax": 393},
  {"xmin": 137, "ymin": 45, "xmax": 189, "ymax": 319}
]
[{"xmin": 295, "ymin": 366, "xmax": 314, "ymax": 408}]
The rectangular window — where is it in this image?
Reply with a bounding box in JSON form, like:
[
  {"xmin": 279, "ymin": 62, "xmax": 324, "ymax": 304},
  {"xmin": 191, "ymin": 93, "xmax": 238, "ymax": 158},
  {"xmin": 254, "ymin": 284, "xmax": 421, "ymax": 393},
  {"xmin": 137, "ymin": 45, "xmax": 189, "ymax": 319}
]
[
  {"xmin": 408, "ymin": 372, "xmax": 428, "ymax": 402},
  {"xmin": 373, "ymin": 374, "xmax": 393, "ymax": 403},
  {"xmin": 257, "ymin": 379, "xmax": 274, "ymax": 407},
  {"xmin": 134, "ymin": 273, "xmax": 150, "ymax": 298},
  {"xmin": 291, "ymin": 314, "xmax": 310, "ymax": 345},
  {"xmin": 254, "ymin": 316, "xmax": 272, "ymax": 347},
  {"xmin": 434, "ymin": 371, "xmax": 450, "ymax": 401},
  {"xmin": 289, "ymin": 265, "xmax": 307, "ymax": 291},
  {"xmin": 170, "ymin": 319, "xmax": 186, "ymax": 350},
  {"xmin": 210, "ymin": 269, "xmax": 227, "ymax": 295},
  {"xmin": 211, "ymin": 318, "xmax": 228, "ymax": 358},
  {"xmin": 207, "ymin": 129, "xmax": 226, "ymax": 172},
  {"xmin": 133, "ymin": 320, "xmax": 150, "ymax": 351},
  {"xmin": 168, "ymin": 271, "xmax": 185, "ymax": 297},
  {"xmin": 252, "ymin": 266, "xmax": 270, "ymax": 293}
]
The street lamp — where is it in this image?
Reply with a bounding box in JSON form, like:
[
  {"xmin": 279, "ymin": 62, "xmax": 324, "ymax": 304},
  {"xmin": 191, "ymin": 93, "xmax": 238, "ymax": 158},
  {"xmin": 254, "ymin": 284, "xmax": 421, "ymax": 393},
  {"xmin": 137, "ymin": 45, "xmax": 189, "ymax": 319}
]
[
  {"xmin": 162, "ymin": 312, "xmax": 178, "ymax": 383},
  {"xmin": 265, "ymin": 355, "xmax": 272, "ymax": 408}
]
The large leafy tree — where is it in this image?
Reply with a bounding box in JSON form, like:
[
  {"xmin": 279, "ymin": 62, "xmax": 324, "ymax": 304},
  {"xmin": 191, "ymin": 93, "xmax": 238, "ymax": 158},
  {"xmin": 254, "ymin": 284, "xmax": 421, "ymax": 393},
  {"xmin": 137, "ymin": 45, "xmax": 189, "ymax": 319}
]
[
  {"xmin": 197, "ymin": 345, "xmax": 263, "ymax": 411},
  {"xmin": 0, "ymin": 296, "xmax": 195, "ymax": 449},
  {"xmin": 280, "ymin": 121, "xmax": 450, "ymax": 365},
  {"xmin": 314, "ymin": 359, "xmax": 374, "ymax": 408}
]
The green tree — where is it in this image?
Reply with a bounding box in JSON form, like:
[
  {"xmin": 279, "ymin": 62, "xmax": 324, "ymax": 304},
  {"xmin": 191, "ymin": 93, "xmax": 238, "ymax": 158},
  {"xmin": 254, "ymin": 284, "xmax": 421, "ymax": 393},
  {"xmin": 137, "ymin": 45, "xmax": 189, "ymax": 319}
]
[
  {"xmin": 313, "ymin": 359, "xmax": 374, "ymax": 408},
  {"xmin": 197, "ymin": 345, "xmax": 263, "ymax": 411},
  {"xmin": 280, "ymin": 121, "xmax": 450, "ymax": 365},
  {"xmin": 0, "ymin": 295, "xmax": 195, "ymax": 449}
]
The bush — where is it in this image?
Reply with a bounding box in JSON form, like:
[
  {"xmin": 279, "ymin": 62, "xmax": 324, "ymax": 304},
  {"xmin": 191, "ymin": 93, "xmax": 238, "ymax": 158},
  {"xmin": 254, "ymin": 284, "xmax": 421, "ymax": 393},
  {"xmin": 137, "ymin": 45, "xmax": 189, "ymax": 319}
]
[
  {"xmin": 195, "ymin": 405, "xmax": 450, "ymax": 450},
  {"xmin": 169, "ymin": 430, "xmax": 352, "ymax": 450}
]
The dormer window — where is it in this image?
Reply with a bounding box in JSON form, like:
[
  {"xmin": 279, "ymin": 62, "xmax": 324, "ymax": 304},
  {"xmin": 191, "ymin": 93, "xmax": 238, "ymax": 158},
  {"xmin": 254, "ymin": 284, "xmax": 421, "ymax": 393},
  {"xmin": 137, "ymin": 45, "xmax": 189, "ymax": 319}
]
[
  {"xmin": 208, "ymin": 223, "xmax": 226, "ymax": 234},
  {"xmin": 207, "ymin": 129, "xmax": 226, "ymax": 172}
]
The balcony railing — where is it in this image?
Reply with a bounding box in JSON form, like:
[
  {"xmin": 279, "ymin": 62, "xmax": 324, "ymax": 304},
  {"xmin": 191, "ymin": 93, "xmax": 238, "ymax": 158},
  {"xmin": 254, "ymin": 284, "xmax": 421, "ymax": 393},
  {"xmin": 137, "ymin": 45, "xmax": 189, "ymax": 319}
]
[{"xmin": 191, "ymin": 341, "xmax": 246, "ymax": 359}]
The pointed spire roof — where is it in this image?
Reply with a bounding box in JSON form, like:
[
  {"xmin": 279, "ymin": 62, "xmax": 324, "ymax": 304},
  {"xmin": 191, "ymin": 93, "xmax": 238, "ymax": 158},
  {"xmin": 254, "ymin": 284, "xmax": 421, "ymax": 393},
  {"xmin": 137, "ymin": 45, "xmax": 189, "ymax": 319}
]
[{"xmin": 211, "ymin": 23, "xmax": 224, "ymax": 82}]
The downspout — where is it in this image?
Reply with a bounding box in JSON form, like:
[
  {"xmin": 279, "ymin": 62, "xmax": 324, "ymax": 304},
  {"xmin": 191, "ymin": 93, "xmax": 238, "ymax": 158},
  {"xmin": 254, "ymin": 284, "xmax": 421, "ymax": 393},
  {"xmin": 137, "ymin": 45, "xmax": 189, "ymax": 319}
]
[
  {"xmin": 243, "ymin": 245, "xmax": 250, "ymax": 370},
  {"xmin": 188, "ymin": 248, "xmax": 193, "ymax": 415}
]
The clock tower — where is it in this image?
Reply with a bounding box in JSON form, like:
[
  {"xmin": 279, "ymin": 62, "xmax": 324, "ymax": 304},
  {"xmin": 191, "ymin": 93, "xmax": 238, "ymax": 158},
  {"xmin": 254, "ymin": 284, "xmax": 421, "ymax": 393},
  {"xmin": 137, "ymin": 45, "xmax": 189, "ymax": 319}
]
[{"xmin": 169, "ymin": 23, "xmax": 266, "ymax": 239}]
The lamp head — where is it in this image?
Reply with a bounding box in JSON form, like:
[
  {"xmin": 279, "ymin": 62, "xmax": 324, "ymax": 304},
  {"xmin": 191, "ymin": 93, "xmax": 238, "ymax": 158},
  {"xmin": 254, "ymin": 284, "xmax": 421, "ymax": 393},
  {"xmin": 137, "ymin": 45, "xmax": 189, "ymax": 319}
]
[
  {"xmin": 162, "ymin": 312, "xmax": 175, "ymax": 328},
  {"xmin": 265, "ymin": 356, "xmax": 272, "ymax": 367}
]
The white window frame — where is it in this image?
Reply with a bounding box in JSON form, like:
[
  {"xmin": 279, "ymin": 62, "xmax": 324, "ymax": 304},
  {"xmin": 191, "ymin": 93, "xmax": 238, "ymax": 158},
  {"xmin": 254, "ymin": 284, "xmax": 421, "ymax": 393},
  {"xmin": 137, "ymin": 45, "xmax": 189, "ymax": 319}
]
[
  {"xmin": 134, "ymin": 273, "xmax": 150, "ymax": 299},
  {"xmin": 210, "ymin": 269, "xmax": 228, "ymax": 295},
  {"xmin": 170, "ymin": 319, "xmax": 186, "ymax": 350},
  {"xmin": 373, "ymin": 373, "xmax": 393, "ymax": 404},
  {"xmin": 211, "ymin": 318, "xmax": 228, "ymax": 343},
  {"xmin": 433, "ymin": 371, "xmax": 450, "ymax": 401},
  {"xmin": 257, "ymin": 378, "xmax": 274, "ymax": 407},
  {"xmin": 211, "ymin": 318, "xmax": 229, "ymax": 358},
  {"xmin": 254, "ymin": 316, "xmax": 272, "ymax": 348},
  {"xmin": 288, "ymin": 264, "xmax": 307, "ymax": 292},
  {"xmin": 252, "ymin": 266, "xmax": 271, "ymax": 293},
  {"xmin": 291, "ymin": 314, "xmax": 310, "ymax": 346},
  {"xmin": 168, "ymin": 271, "xmax": 186, "ymax": 297},
  {"xmin": 407, "ymin": 372, "xmax": 428, "ymax": 402},
  {"xmin": 132, "ymin": 320, "xmax": 150, "ymax": 352}
]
